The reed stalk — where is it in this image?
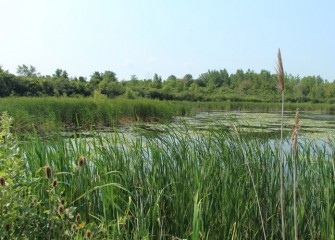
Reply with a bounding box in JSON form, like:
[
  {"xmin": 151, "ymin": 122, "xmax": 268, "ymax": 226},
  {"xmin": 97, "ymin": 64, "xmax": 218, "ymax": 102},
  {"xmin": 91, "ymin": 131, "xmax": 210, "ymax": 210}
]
[
  {"xmin": 292, "ymin": 109, "xmax": 299, "ymax": 240},
  {"xmin": 276, "ymin": 48, "xmax": 285, "ymax": 240}
]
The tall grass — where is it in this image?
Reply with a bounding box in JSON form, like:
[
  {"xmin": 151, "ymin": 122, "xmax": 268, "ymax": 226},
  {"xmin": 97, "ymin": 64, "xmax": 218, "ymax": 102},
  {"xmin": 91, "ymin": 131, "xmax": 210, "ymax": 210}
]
[
  {"xmin": 0, "ymin": 97, "xmax": 194, "ymax": 132},
  {"xmin": 1, "ymin": 97, "xmax": 335, "ymax": 134},
  {"xmin": 0, "ymin": 122, "xmax": 333, "ymax": 238}
]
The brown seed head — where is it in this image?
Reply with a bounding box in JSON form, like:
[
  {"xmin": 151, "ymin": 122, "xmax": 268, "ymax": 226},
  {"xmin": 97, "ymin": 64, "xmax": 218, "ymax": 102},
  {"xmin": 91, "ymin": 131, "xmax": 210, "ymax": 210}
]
[
  {"xmin": 57, "ymin": 203, "xmax": 64, "ymax": 215},
  {"xmin": 71, "ymin": 223, "xmax": 77, "ymax": 232},
  {"xmin": 45, "ymin": 165, "xmax": 52, "ymax": 179},
  {"xmin": 52, "ymin": 179, "xmax": 58, "ymax": 188},
  {"xmin": 85, "ymin": 230, "xmax": 92, "ymax": 239},
  {"xmin": 75, "ymin": 213, "xmax": 81, "ymax": 223},
  {"xmin": 276, "ymin": 48, "xmax": 285, "ymax": 92},
  {"xmin": 0, "ymin": 176, "xmax": 5, "ymax": 186},
  {"xmin": 5, "ymin": 223, "xmax": 11, "ymax": 232},
  {"xmin": 78, "ymin": 156, "xmax": 85, "ymax": 167}
]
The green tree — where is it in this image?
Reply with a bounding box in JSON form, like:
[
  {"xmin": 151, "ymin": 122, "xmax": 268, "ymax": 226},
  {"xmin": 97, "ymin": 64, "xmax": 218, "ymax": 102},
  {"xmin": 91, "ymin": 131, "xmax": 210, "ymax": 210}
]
[
  {"xmin": 102, "ymin": 71, "xmax": 117, "ymax": 82},
  {"xmin": 152, "ymin": 73, "xmax": 162, "ymax": 89},
  {"xmin": 17, "ymin": 64, "xmax": 39, "ymax": 77}
]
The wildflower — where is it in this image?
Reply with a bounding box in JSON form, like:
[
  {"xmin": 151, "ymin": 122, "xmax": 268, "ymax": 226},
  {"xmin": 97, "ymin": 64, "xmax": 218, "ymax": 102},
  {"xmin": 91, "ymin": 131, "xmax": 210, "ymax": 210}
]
[
  {"xmin": 58, "ymin": 203, "xmax": 64, "ymax": 215},
  {"xmin": 78, "ymin": 156, "xmax": 85, "ymax": 167},
  {"xmin": 0, "ymin": 176, "xmax": 5, "ymax": 186},
  {"xmin": 45, "ymin": 165, "xmax": 52, "ymax": 179}
]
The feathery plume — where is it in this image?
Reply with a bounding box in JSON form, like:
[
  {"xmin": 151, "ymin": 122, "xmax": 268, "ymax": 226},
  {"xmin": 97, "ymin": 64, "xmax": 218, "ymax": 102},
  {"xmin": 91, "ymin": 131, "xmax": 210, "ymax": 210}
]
[{"xmin": 277, "ymin": 48, "xmax": 285, "ymax": 92}]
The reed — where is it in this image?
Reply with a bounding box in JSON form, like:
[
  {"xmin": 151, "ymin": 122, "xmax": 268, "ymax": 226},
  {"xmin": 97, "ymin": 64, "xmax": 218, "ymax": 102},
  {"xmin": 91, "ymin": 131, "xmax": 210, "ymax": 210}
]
[
  {"xmin": 292, "ymin": 109, "xmax": 299, "ymax": 240},
  {"xmin": 1, "ymin": 97, "xmax": 335, "ymax": 133},
  {"xmin": 276, "ymin": 48, "xmax": 286, "ymax": 240}
]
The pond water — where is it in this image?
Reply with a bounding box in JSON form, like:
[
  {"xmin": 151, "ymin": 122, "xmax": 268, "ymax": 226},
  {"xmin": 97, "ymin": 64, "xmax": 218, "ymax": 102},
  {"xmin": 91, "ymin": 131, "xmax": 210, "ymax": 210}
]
[
  {"xmin": 171, "ymin": 111, "xmax": 335, "ymax": 140},
  {"xmin": 66, "ymin": 111, "xmax": 335, "ymax": 148}
]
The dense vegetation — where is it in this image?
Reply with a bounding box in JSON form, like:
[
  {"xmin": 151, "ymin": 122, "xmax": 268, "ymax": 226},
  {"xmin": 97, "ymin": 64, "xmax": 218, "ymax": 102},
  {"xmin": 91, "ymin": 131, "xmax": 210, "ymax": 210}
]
[
  {"xmin": 1, "ymin": 64, "xmax": 334, "ymax": 103},
  {"xmin": 1, "ymin": 97, "xmax": 335, "ymax": 134},
  {"xmin": 1, "ymin": 59, "xmax": 335, "ymax": 239},
  {"xmin": 1, "ymin": 112, "xmax": 335, "ymax": 239}
]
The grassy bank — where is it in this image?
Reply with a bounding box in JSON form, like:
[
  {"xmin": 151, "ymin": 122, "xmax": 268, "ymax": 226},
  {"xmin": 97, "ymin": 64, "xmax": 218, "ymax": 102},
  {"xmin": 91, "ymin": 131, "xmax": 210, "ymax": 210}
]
[
  {"xmin": 1, "ymin": 113, "xmax": 334, "ymax": 239},
  {"xmin": 1, "ymin": 97, "xmax": 335, "ymax": 133},
  {"xmin": 0, "ymin": 97, "xmax": 194, "ymax": 132}
]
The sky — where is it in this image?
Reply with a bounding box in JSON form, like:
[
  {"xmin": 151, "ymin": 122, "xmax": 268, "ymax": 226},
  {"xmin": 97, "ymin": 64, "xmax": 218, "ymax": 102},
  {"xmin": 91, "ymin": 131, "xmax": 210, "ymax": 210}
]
[{"xmin": 0, "ymin": 0, "xmax": 334, "ymax": 81}]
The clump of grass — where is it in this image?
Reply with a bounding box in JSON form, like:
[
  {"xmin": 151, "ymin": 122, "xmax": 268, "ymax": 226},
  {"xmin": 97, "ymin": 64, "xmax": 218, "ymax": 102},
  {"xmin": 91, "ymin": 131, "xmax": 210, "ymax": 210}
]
[{"xmin": 3, "ymin": 108, "xmax": 335, "ymax": 238}]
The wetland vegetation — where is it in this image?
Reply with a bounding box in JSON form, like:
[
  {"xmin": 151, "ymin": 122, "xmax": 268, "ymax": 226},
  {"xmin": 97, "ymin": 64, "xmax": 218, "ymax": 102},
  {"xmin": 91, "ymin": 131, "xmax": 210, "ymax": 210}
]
[
  {"xmin": 1, "ymin": 104, "xmax": 335, "ymax": 239},
  {"xmin": 1, "ymin": 60, "xmax": 335, "ymax": 239}
]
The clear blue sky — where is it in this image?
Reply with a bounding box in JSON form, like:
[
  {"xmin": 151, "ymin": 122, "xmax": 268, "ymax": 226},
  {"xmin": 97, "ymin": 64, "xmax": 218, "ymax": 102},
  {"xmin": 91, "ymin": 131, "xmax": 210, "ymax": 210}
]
[{"xmin": 0, "ymin": 0, "xmax": 334, "ymax": 81}]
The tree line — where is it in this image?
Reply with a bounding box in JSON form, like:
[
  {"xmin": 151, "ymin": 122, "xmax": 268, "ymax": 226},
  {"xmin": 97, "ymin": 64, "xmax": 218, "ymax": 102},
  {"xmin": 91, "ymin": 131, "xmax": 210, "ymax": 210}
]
[{"xmin": 0, "ymin": 64, "xmax": 334, "ymax": 103}]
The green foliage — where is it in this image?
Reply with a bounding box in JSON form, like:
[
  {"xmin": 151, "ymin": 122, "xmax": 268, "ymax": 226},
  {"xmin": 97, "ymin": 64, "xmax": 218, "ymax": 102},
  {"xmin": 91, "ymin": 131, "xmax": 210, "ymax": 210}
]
[
  {"xmin": 1, "ymin": 112, "xmax": 335, "ymax": 238},
  {"xmin": 0, "ymin": 65, "xmax": 334, "ymax": 102}
]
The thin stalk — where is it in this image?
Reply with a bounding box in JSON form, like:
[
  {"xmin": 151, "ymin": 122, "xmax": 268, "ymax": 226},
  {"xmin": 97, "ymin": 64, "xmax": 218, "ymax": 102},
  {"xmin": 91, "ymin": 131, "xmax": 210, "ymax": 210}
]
[
  {"xmin": 280, "ymin": 90, "xmax": 285, "ymax": 239},
  {"xmin": 292, "ymin": 109, "xmax": 299, "ymax": 240},
  {"xmin": 277, "ymin": 48, "xmax": 285, "ymax": 240}
]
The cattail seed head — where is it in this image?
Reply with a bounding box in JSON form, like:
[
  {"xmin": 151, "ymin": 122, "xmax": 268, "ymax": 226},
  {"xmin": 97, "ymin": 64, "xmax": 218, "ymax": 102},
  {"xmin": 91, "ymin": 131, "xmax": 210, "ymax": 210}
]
[
  {"xmin": 78, "ymin": 156, "xmax": 85, "ymax": 167},
  {"xmin": 52, "ymin": 179, "xmax": 58, "ymax": 188},
  {"xmin": 75, "ymin": 213, "xmax": 81, "ymax": 223},
  {"xmin": 71, "ymin": 223, "xmax": 77, "ymax": 232},
  {"xmin": 276, "ymin": 48, "xmax": 285, "ymax": 92},
  {"xmin": 85, "ymin": 230, "xmax": 92, "ymax": 239},
  {"xmin": 0, "ymin": 176, "xmax": 5, "ymax": 186},
  {"xmin": 45, "ymin": 165, "xmax": 52, "ymax": 179},
  {"xmin": 5, "ymin": 223, "xmax": 11, "ymax": 232},
  {"xmin": 57, "ymin": 203, "xmax": 64, "ymax": 215}
]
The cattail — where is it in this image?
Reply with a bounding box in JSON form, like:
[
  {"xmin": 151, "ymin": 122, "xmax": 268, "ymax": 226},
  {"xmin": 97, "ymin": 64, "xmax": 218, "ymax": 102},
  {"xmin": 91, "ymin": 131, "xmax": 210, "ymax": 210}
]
[
  {"xmin": 57, "ymin": 203, "xmax": 64, "ymax": 215},
  {"xmin": 45, "ymin": 165, "xmax": 52, "ymax": 179},
  {"xmin": 75, "ymin": 213, "xmax": 81, "ymax": 223},
  {"xmin": 71, "ymin": 223, "xmax": 77, "ymax": 232},
  {"xmin": 0, "ymin": 176, "xmax": 5, "ymax": 186},
  {"xmin": 277, "ymin": 48, "xmax": 285, "ymax": 92},
  {"xmin": 5, "ymin": 223, "xmax": 11, "ymax": 232},
  {"xmin": 78, "ymin": 156, "xmax": 85, "ymax": 167},
  {"xmin": 85, "ymin": 230, "xmax": 92, "ymax": 239},
  {"xmin": 52, "ymin": 179, "xmax": 58, "ymax": 188},
  {"xmin": 61, "ymin": 199, "xmax": 65, "ymax": 205}
]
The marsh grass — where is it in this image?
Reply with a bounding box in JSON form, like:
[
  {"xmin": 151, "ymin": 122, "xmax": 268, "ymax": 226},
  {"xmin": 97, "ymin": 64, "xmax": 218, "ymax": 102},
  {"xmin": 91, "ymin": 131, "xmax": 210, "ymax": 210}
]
[
  {"xmin": 277, "ymin": 48, "xmax": 286, "ymax": 240},
  {"xmin": 0, "ymin": 122, "xmax": 331, "ymax": 239},
  {"xmin": 1, "ymin": 97, "xmax": 335, "ymax": 134}
]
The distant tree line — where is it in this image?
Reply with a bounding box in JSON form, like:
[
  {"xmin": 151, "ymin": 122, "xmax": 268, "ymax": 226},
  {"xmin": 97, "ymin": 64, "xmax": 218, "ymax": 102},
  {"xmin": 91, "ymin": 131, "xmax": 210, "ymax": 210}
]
[{"xmin": 0, "ymin": 64, "xmax": 334, "ymax": 103}]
